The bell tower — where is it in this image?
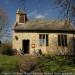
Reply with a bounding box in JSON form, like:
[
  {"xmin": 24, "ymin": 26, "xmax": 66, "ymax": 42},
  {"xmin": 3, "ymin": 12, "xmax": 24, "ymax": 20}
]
[{"xmin": 16, "ymin": 8, "xmax": 28, "ymax": 24}]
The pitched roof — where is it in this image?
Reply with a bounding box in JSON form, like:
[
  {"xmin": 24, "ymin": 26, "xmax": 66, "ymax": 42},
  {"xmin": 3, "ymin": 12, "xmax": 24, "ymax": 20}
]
[{"xmin": 14, "ymin": 19, "xmax": 74, "ymax": 31}]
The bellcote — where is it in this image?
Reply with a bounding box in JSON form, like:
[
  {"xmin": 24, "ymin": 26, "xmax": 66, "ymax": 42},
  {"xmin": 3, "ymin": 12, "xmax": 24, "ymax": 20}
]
[{"xmin": 16, "ymin": 9, "xmax": 28, "ymax": 24}]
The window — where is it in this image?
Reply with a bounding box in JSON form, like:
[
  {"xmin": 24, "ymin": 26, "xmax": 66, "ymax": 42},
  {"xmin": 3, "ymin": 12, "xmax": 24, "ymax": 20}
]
[
  {"xmin": 39, "ymin": 34, "xmax": 48, "ymax": 46},
  {"xmin": 19, "ymin": 14, "xmax": 24, "ymax": 23},
  {"xmin": 58, "ymin": 35, "xmax": 67, "ymax": 47},
  {"xmin": 15, "ymin": 36, "xmax": 18, "ymax": 40}
]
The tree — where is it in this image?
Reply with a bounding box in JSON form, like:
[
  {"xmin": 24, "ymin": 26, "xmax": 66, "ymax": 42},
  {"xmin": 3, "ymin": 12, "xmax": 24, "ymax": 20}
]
[
  {"xmin": 19, "ymin": 0, "xmax": 25, "ymax": 10},
  {"xmin": 54, "ymin": 0, "xmax": 75, "ymax": 22},
  {"xmin": 0, "ymin": 8, "xmax": 8, "ymax": 40}
]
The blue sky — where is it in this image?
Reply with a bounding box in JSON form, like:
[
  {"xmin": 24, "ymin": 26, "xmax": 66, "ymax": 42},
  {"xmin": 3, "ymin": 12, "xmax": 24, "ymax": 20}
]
[
  {"xmin": 0, "ymin": 0, "xmax": 63, "ymax": 41},
  {"xmin": 0, "ymin": 0, "xmax": 62, "ymax": 24}
]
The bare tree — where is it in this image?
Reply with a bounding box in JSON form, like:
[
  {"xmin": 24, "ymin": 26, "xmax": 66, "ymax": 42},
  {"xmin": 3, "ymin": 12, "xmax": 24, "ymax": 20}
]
[
  {"xmin": 54, "ymin": 0, "xmax": 75, "ymax": 22},
  {"xmin": 19, "ymin": 0, "xmax": 25, "ymax": 10},
  {"xmin": 0, "ymin": 8, "xmax": 8, "ymax": 41}
]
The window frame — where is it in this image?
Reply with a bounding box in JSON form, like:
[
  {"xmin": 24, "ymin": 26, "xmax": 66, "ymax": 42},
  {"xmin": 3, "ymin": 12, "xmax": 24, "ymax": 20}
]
[
  {"xmin": 39, "ymin": 34, "xmax": 48, "ymax": 46},
  {"xmin": 58, "ymin": 34, "xmax": 67, "ymax": 47}
]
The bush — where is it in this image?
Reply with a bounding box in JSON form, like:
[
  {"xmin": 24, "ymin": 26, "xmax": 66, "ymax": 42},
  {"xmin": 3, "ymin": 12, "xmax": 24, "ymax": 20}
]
[
  {"xmin": 0, "ymin": 43, "xmax": 13, "ymax": 55},
  {"xmin": 38, "ymin": 55, "xmax": 75, "ymax": 72}
]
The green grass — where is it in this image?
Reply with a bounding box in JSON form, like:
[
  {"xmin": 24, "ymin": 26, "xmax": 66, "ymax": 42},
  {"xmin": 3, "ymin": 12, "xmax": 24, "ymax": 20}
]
[
  {"xmin": 0, "ymin": 55, "xmax": 18, "ymax": 64},
  {"xmin": 0, "ymin": 55, "xmax": 18, "ymax": 73},
  {"xmin": 0, "ymin": 55, "xmax": 37, "ymax": 73},
  {"xmin": 0, "ymin": 55, "xmax": 75, "ymax": 73},
  {"xmin": 38, "ymin": 55, "xmax": 75, "ymax": 73}
]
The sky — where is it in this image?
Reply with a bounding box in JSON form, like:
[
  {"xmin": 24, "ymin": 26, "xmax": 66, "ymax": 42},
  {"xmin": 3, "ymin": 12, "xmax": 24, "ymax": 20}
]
[
  {"xmin": 0, "ymin": 0, "xmax": 63, "ymax": 41},
  {"xmin": 0, "ymin": 0, "xmax": 62, "ymax": 23}
]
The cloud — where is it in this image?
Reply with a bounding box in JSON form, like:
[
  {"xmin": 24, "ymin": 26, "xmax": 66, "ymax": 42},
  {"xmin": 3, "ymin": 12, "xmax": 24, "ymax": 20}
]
[
  {"xmin": 28, "ymin": 10, "xmax": 37, "ymax": 17},
  {"xmin": 28, "ymin": 10, "xmax": 46, "ymax": 19},
  {"xmin": 35, "ymin": 14, "xmax": 45, "ymax": 19}
]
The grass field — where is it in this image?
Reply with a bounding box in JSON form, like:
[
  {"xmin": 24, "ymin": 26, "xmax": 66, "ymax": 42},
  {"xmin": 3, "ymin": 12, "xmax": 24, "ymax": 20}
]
[
  {"xmin": 0, "ymin": 55, "xmax": 37, "ymax": 73},
  {"xmin": 0, "ymin": 55, "xmax": 75, "ymax": 73},
  {"xmin": 38, "ymin": 55, "xmax": 75, "ymax": 73},
  {"xmin": 0, "ymin": 55, "xmax": 18, "ymax": 72}
]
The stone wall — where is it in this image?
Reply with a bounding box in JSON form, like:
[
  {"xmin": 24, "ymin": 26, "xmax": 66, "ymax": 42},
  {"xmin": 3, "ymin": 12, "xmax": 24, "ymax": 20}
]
[{"xmin": 12, "ymin": 31, "xmax": 74, "ymax": 55}]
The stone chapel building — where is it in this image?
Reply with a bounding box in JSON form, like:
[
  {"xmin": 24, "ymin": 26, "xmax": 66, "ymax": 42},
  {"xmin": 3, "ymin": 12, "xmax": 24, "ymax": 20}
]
[{"xmin": 12, "ymin": 9, "xmax": 75, "ymax": 55}]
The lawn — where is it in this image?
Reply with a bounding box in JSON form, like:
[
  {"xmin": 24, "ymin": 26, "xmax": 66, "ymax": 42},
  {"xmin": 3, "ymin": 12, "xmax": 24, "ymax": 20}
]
[
  {"xmin": 0, "ymin": 55, "xmax": 37, "ymax": 73},
  {"xmin": 0, "ymin": 55, "xmax": 18, "ymax": 73},
  {"xmin": 0, "ymin": 55, "xmax": 75, "ymax": 73},
  {"xmin": 38, "ymin": 55, "xmax": 75, "ymax": 73}
]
